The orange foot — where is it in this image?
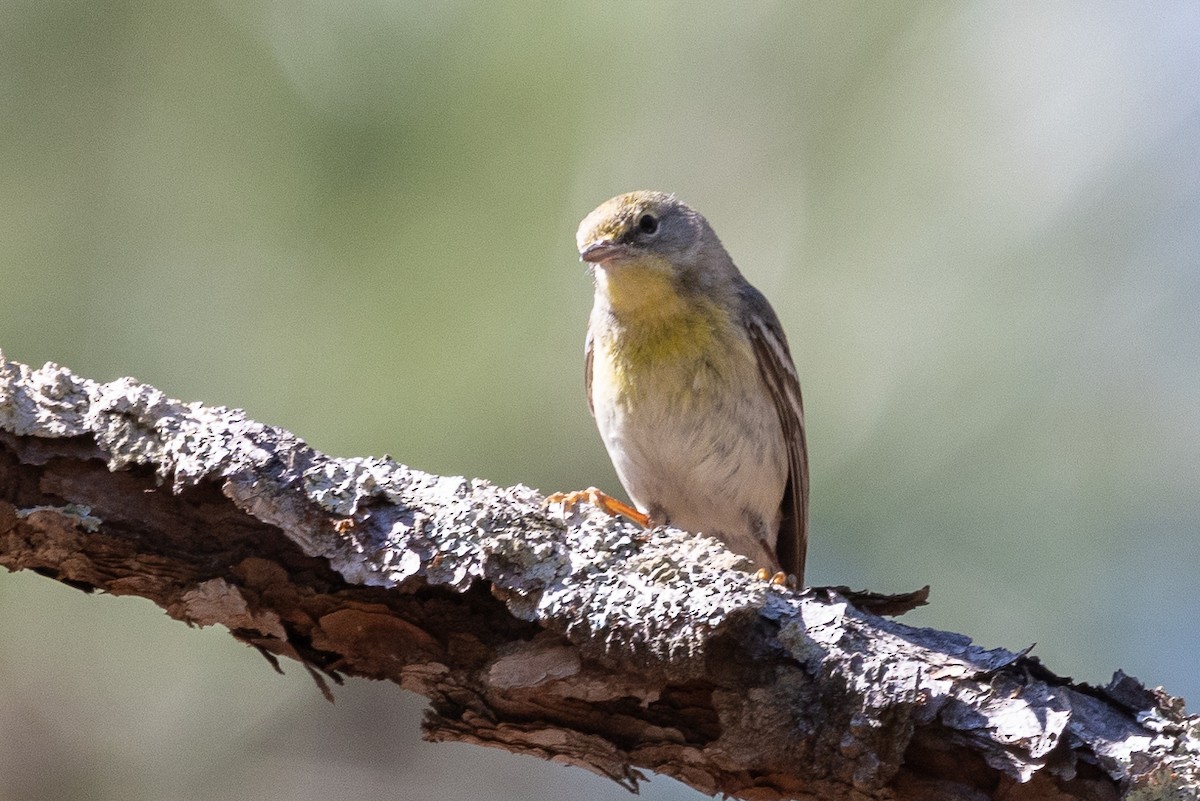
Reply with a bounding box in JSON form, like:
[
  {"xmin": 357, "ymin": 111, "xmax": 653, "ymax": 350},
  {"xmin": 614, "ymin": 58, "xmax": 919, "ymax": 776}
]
[
  {"xmin": 754, "ymin": 568, "xmax": 796, "ymax": 588},
  {"xmin": 545, "ymin": 486, "xmax": 651, "ymax": 528}
]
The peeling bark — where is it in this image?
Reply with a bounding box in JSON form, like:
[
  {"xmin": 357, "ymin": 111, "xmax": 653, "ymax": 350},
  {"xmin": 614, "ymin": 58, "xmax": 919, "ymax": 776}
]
[{"xmin": 0, "ymin": 352, "xmax": 1196, "ymax": 800}]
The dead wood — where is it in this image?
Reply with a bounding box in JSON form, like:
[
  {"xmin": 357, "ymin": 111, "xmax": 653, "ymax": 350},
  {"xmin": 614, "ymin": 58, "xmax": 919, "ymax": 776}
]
[{"xmin": 1, "ymin": 352, "xmax": 1195, "ymax": 800}]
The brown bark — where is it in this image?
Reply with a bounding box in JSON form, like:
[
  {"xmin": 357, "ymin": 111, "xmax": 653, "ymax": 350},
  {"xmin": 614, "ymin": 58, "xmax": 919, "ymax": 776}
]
[{"xmin": 0, "ymin": 352, "xmax": 1195, "ymax": 800}]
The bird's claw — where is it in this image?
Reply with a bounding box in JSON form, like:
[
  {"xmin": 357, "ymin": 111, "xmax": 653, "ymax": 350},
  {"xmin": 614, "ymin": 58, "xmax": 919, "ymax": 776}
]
[
  {"xmin": 754, "ymin": 568, "xmax": 797, "ymax": 588},
  {"xmin": 544, "ymin": 486, "xmax": 651, "ymax": 528}
]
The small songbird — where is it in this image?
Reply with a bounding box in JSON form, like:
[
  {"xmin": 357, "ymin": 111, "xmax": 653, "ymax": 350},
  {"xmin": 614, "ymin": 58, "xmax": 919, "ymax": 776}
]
[{"xmin": 557, "ymin": 191, "xmax": 809, "ymax": 585}]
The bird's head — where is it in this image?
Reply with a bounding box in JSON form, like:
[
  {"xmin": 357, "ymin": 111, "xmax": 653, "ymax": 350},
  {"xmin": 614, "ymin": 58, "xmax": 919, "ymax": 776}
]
[{"xmin": 576, "ymin": 192, "xmax": 738, "ymax": 299}]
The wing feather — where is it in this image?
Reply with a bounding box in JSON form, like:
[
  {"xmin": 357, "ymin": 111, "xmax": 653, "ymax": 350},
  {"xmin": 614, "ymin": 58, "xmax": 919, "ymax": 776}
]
[
  {"xmin": 585, "ymin": 327, "xmax": 595, "ymax": 417},
  {"xmin": 743, "ymin": 289, "xmax": 809, "ymax": 585}
]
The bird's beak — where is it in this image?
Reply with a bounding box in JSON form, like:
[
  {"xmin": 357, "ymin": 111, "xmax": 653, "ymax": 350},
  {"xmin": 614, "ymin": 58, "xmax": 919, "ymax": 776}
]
[{"xmin": 579, "ymin": 240, "xmax": 624, "ymax": 265}]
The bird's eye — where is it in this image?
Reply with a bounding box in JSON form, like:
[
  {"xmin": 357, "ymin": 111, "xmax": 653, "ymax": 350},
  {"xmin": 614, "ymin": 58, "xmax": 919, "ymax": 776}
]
[{"xmin": 637, "ymin": 214, "xmax": 659, "ymax": 235}]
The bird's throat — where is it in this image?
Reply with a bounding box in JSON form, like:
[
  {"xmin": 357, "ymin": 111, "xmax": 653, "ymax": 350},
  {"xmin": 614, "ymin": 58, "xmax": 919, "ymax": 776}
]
[
  {"xmin": 593, "ymin": 257, "xmax": 691, "ymax": 320},
  {"xmin": 593, "ymin": 263, "xmax": 735, "ymax": 378}
]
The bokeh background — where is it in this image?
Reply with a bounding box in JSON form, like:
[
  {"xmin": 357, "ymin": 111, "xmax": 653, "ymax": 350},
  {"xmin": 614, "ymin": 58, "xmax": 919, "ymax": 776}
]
[{"xmin": 2, "ymin": 2, "xmax": 1198, "ymax": 800}]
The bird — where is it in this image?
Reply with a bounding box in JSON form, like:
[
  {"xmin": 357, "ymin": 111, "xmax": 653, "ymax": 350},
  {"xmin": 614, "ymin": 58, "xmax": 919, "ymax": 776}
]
[{"xmin": 551, "ymin": 190, "xmax": 809, "ymax": 585}]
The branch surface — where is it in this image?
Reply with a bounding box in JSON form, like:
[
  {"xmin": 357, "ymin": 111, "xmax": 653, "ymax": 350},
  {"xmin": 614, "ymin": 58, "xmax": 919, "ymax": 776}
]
[{"xmin": 0, "ymin": 352, "xmax": 1195, "ymax": 801}]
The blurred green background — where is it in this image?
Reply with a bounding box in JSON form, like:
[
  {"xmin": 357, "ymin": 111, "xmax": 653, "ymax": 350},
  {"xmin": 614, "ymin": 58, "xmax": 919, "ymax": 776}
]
[{"xmin": 2, "ymin": 2, "xmax": 1198, "ymax": 800}]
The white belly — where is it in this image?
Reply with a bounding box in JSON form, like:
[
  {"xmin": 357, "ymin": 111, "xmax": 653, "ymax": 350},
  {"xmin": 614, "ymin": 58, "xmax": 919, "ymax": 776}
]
[{"xmin": 591, "ymin": 338, "xmax": 787, "ymax": 568}]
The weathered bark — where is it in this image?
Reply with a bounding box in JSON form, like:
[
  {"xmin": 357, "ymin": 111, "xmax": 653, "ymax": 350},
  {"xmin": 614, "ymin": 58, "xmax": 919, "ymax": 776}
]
[{"xmin": 0, "ymin": 352, "xmax": 1195, "ymax": 800}]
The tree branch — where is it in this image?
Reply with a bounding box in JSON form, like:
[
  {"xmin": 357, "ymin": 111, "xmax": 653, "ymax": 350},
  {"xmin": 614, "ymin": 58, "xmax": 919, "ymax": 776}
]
[{"xmin": 0, "ymin": 352, "xmax": 1195, "ymax": 800}]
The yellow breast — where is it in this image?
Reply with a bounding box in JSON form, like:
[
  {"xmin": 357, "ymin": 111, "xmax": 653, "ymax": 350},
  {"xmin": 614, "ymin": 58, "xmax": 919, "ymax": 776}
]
[{"xmin": 591, "ymin": 263, "xmax": 752, "ymax": 410}]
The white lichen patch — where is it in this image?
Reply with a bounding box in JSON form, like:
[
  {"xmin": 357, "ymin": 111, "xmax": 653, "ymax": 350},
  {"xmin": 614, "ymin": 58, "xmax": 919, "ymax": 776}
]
[
  {"xmin": 487, "ymin": 641, "xmax": 582, "ymax": 689},
  {"xmin": 16, "ymin": 503, "xmax": 102, "ymax": 532},
  {"xmin": 0, "ymin": 356, "xmax": 92, "ymax": 436}
]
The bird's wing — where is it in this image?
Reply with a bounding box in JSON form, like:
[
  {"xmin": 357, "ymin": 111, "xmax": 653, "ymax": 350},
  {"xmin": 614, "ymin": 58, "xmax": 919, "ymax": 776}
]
[
  {"xmin": 743, "ymin": 287, "xmax": 809, "ymax": 585},
  {"xmin": 585, "ymin": 326, "xmax": 595, "ymax": 417}
]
